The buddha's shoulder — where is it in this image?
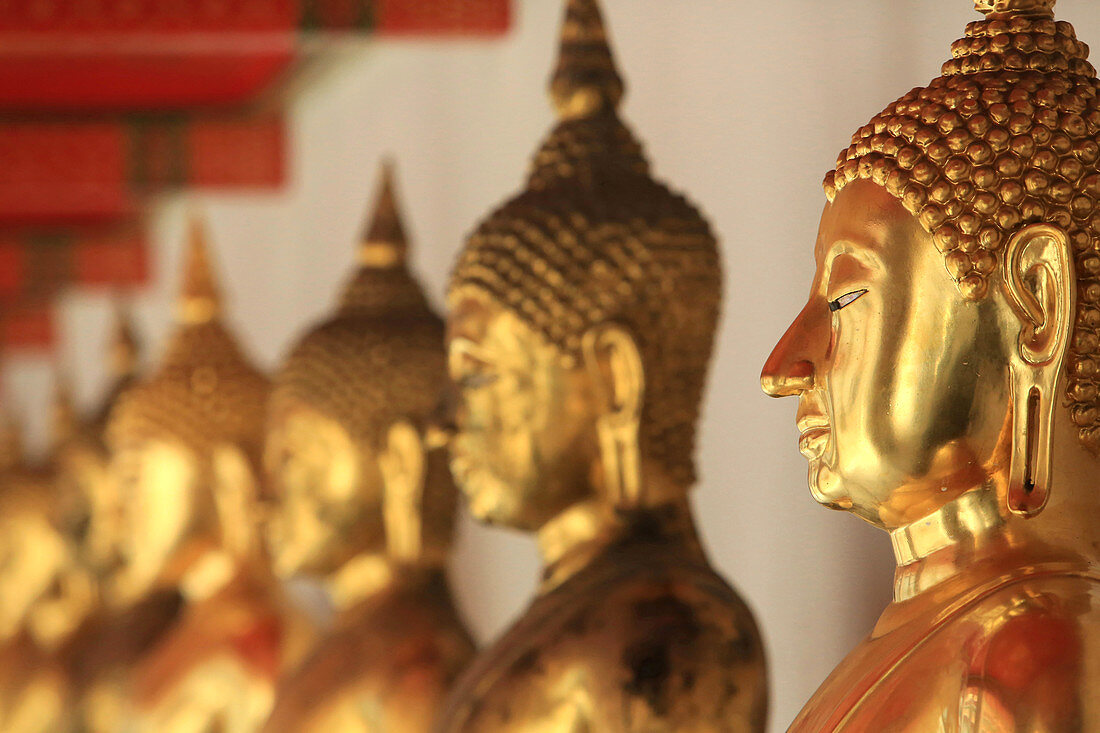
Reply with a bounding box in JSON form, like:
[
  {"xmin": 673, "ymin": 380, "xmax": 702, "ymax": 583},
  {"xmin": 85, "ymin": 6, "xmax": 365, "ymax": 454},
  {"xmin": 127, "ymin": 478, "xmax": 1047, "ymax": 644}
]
[
  {"xmin": 808, "ymin": 573, "xmax": 1100, "ymax": 729},
  {"xmin": 265, "ymin": 596, "xmax": 474, "ymax": 733},
  {"xmin": 962, "ymin": 571, "xmax": 1100, "ymax": 677},
  {"xmin": 561, "ymin": 548, "xmax": 761, "ymax": 641},
  {"xmin": 444, "ymin": 561, "xmax": 767, "ymax": 730},
  {"xmin": 519, "ymin": 557, "xmax": 766, "ymax": 691},
  {"xmin": 951, "ymin": 570, "xmax": 1100, "ymax": 639}
]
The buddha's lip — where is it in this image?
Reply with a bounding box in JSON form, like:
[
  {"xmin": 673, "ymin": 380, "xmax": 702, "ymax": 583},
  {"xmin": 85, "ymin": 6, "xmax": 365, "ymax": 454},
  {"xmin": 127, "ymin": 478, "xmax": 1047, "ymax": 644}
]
[
  {"xmin": 796, "ymin": 415, "xmax": 830, "ymax": 434},
  {"xmin": 798, "ymin": 427, "xmax": 830, "ymax": 460},
  {"xmin": 797, "ymin": 411, "xmax": 830, "ymax": 461}
]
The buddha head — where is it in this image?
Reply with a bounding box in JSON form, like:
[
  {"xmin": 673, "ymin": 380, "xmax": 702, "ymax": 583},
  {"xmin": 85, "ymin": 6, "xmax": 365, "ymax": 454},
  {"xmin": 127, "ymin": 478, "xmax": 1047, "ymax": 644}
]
[
  {"xmin": 107, "ymin": 221, "xmax": 269, "ymax": 601},
  {"xmin": 762, "ymin": 0, "xmax": 1100, "ymax": 529},
  {"xmin": 53, "ymin": 309, "xmax": 140, "ymax": 587},
  {"xmin": 447, "ymin": 0, "xmax": 721, "ymax": 532},
  {"xmin": 266, "ymin": 163, "xmax": 456, "ymax": 580}
]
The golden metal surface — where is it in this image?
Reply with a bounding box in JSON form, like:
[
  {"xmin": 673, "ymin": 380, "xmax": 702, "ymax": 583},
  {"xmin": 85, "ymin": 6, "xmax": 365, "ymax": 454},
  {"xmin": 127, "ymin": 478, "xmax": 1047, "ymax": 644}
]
[
  {"xmin": 54, "ymin": 306, "xmax": 139, "ymax": 599},
  {"xmin": 107, "ymin": 220, "xmax": 306, "ymax": 733},
  {"xmin": 0, "ymin": 451, "xmax": 75, "ymax": 733},
  {"xmin": 762, "ymin": 1, "xmax": 1100, "ymax": 729},
  {"xmin": 262, "ymin": 163, "xmax": 474, "ymax": 733},
  {"xmin": 439, "ymin": 0, "xmax": 767, "ymax": 729}
]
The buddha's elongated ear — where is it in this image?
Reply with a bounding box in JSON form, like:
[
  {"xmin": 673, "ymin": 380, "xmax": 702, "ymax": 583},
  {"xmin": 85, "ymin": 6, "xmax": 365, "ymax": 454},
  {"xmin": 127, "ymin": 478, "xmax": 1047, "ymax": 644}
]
[
  {"xmin": 379, "ymin": 421, "xmax": 426, "ymax": 563},
  {"xmin": 1001, "ymin": 223, "xmax": 1076, "ymax": 517},
  {"xmin": 581, "ymin": 323, "xmax": 645, "ymax": 509},
  {"xmin": 211, "ymin": 444, "xmax": 262, "ymax": 558}
]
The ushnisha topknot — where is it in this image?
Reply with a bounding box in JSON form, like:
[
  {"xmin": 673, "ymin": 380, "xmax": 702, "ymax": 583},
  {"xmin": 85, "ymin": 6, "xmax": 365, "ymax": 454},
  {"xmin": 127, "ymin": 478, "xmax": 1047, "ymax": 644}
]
[
  {"xmin": 826, "ymin": 0, "xmax": 1100, "ymax": 452},
  {"xmin": 449, "ymin": 0, "xmax": 722, "ymax": 488},
  {"xmin": 270, "ymin": 162, "xmax": 454, "ymax": 548},
  {"xmin": 108, "ymin": 218, "xmax": 269, "ymax": 467}
]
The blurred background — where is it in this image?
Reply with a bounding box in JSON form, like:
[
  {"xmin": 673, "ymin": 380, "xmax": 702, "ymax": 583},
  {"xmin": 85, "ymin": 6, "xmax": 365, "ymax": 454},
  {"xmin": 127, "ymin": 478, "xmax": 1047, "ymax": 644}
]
[{"xmin": 5, "ymin": 0, "xmax": 1098, "ymax": 728}]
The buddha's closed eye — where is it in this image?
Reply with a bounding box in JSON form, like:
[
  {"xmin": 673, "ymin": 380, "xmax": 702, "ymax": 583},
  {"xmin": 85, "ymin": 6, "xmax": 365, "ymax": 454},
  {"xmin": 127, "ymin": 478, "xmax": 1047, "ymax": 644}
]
[{"xmin": 829, "ymin": 289, "xmax": 868, "ymax": 313}]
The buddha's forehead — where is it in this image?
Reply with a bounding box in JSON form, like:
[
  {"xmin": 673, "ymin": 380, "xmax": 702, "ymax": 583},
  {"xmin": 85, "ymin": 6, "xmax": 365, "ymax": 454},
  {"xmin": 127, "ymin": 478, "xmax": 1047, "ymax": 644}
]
[
  {"xmin": 816, "ymin": 180, "xmax": 928, "ymax": 262},
  {"xmin": 277, "ymin": 401, "xmax": 348, "ymax": 441},
  {"xmin": 448, "ymin": 288, "xmax": 551, "ymax": 361}
]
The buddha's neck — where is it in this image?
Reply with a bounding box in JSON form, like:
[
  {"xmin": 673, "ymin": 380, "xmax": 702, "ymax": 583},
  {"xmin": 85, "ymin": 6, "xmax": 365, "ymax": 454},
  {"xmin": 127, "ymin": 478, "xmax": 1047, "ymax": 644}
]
[
  {"xmin": 890, "ymin": 488, "xmax": 1007, "ymax": 602},
  {"xmin": 536, "ymin": 494, "xmax": 701, "ymax": 594},
  {"xmin": 889, "ymin": 458, "xmax": 1100, "ymax": 604}
]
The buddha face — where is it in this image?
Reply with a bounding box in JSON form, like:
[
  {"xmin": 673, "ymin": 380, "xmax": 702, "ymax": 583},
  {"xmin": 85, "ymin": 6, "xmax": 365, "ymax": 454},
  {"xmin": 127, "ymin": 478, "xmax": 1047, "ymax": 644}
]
[
  {"xmin": 114, "ymin": 438, "xmax": 201, "ymax": 599},
  {"xmin": 0, "ymin": 503, "xmax": 67, "ymax": 640},
  {"xmin": 762, "ymin": 180, "xmax": 1020, "ymax": 529},
  {"xmin": 58, "ymin": 445, "xmax": 124, "ymax": 584},
  {"xmin": 264, "ymin": 401, "xmax": 384, "ymax": 578},
  {"xmin": 447, "ymin": 291, "xmax": 599, "ymax": 531}
]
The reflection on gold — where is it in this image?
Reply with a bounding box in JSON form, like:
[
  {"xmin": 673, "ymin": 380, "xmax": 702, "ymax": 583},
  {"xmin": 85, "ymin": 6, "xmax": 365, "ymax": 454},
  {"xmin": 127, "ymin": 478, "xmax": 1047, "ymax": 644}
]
[
  {"xmin": 762, "ymin": 0, "xmax": 1100, "ymax": 728},
  {"xmin": 262, "ymin": 162, "xmax": 474, "ymax": 733},
  {"xmin": 0, "ymin": 418, "xmax": 77, "ymax": 733},
  {"xmin": 439, "ymin": 0, "xmax": 767, "ymax": 730},
  {"xmin": 106, "ymin": 219, "xmax": 309, "ymax": 733}
]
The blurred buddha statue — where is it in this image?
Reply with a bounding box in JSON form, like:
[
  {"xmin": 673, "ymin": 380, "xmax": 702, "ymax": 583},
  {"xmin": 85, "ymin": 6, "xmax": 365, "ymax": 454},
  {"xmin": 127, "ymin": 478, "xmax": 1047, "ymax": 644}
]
[
  {"xmin": 0, "ymin": 406, "xmax": 86, "ymax": 733},
  {"xmin": 54, "ymin": 305, "xmax": 140, "ymax": 596},
  {"xmin": 762, "ymin": 0, "xmax": 1100, "ymax": 729},
  {"xmin": 262, "ymin": 162, "xmax": 475, "ymax": 733},
  {"xmin": 439, "ymin": 1, "xmax": 767, "ymax": 730},
  {"xmin": 47, "ymin": 309, "xmax": 183, "ymax": 733},
  {"xmin": 107, "ymin": 220, "xmax": 309, "ymax": 733}
]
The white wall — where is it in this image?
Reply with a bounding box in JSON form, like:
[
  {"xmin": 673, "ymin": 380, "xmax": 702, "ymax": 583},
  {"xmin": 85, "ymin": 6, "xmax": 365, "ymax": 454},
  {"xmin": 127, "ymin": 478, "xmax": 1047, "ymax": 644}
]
[{"xmin": 14, "ymin": 1, "xmax": 1100, "ymax": 728}]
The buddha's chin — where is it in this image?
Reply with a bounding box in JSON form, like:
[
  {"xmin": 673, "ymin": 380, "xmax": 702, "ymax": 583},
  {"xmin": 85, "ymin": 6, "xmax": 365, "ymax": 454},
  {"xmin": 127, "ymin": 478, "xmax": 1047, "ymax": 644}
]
[
  {"xmin": 809, "ymin": 461, "xmax": 853, "ymax": 511},
  {"xmin": 460, "ymin": 476, "xmax": 522, "ymax": 529}
]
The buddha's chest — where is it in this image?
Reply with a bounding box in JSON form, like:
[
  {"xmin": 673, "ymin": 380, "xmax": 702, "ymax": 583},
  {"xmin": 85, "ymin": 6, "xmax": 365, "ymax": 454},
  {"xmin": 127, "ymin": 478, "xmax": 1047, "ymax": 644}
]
[
  {"xmin": 790, "ymin": 578, "xmax": 1100, "ymax": 733},
  {"xmin": 790, "ymin": 637, "xmax": 972, "ymax": 733},
  {"xmin": 441, "ymin": 570, "xmax": 765, "ymax": 732}
]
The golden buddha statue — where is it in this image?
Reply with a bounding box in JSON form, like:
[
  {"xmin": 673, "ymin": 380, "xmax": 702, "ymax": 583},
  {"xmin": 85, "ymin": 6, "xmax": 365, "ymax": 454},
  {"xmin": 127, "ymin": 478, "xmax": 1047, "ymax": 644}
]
[
  {"xmin": 261, "ymin": 162, "xmax": 475, "ymax": 733},
  {"xmin": 107, "ymin": 219, "xmax": 309, "ymax": 733},
  {"xmin": 44, "ymin": 311, "xmax": 182, "ymax": 733},
  {"xmin": 439, "ymin": 1, "xmax": 767, "ymax": 729},
  {"xmin": 762, "ymin": 0, "xmax": 1100, "ymax": 729},
  {"xmin": 0, "ymin": 413, "xmax": 84, "ymax": 733},
  {"xmin": 53, "ymin": 305, "xmax": 140, "ymax": 596}
]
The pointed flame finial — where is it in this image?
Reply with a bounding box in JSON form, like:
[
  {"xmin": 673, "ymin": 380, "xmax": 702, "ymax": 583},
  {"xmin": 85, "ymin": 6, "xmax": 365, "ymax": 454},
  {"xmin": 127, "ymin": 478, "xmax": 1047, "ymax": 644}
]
[
  {"xmin": 177, "ymin": 215, "xmax": 223, "ymax": 325},
  {"xmin": 975, "ymin": 0, "xmax": 1055, "ymax": 17},
  {"xmin": 358, "ymin": 159, "xmax": 409, "ymax": 270},
  {"xmin": 109, "ymin": 300, "xmax": 139, "ymax": 381},
  {"xmin": 550, "ymin": 0, "xmax": 624, "ymax": 120}
]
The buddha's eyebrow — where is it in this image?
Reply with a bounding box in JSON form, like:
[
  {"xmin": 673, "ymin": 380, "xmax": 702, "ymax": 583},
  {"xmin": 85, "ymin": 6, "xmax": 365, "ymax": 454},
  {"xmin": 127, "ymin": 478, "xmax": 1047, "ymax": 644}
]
[{"xmin": 823, "ymin": 240, "xmax": 879, "ymax": 284}]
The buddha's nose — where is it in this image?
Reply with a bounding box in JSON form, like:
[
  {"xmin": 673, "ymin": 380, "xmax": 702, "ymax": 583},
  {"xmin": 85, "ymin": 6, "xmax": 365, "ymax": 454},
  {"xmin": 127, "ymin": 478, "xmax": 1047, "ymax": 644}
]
[
  {"xmin": 760, "ymin": 359, "xmax": 815, "ymax": 397},
  {"xmin": 761, "ymin": 311, "xmax": 817, "ymax": 397}
]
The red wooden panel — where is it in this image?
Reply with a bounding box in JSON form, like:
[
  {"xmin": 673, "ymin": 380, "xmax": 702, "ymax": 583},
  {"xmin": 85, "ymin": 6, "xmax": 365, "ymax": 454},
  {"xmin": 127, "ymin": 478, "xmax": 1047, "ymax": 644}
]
[
  {"xmin": 23, "ymin": 234, "xmax": 71, "ymax": 298},
  {"xmin": 1, "ymin": 302, "xmax": 54, "ymax": 350},
  {"xmin": 0, "ymin": 1, "xmax": 299, "ymax": 111},
  {"xmin": 0, "ymin": 57, "xmax": 295, "ymax": 112},
  {"xmin": 375, "ymin": 0, "xmax": 509, "ymax": 35},
  {"xmin": 73, "ymin": 226, "xmax": 149, "ymax": 286},
  {"xmin": 0, "ymin": 1, "xmax": 300, "ymax": 32},
  {"xmin": 186, "ymin": 116, "xmax": 285, "ymax": 188},
  {"xmin": 0, "ymin": 238, "xmax": 24, "ymax": 297},
  {"xmin": 0, "ymin": 123, "xmax": 133, "ymax": 224}
]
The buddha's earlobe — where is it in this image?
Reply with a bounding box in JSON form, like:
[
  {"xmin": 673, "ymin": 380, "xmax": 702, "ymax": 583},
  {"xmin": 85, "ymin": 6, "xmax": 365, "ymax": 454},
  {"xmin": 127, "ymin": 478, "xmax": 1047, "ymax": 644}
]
[
  {"xmin": 211, "ymin": 444, "xmax": 262, "ymax": 559},
  {"xmin": 380, "ymin": 421, "xmax": 426, "ymax": 563},
  {"xmin": 1001, "ymin": 224, "xmax": 1076, "ymax": 517},
  {"xmin": 582, "ymin": 324, "xmax": 644, "ymax": 510}
]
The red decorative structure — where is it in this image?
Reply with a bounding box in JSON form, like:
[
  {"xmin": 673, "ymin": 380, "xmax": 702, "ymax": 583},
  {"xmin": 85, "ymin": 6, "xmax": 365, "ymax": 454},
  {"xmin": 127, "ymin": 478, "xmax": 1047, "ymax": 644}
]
[{"xmin": 0, "ymin": 0, "xmax": 511, "ymax": 350}]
